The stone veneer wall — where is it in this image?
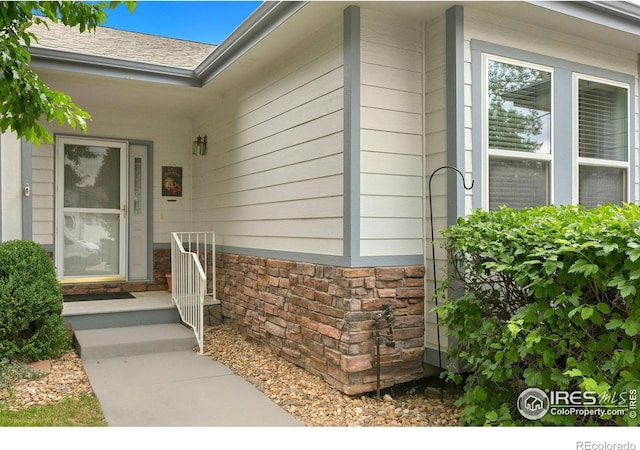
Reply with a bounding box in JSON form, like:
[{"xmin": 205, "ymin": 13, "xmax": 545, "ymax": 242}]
[{"xmin": 216, "ymin": 253, "xmax": 426, "ymax": 395}]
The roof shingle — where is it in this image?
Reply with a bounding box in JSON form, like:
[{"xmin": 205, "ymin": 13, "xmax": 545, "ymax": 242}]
[{"xmin": 29, "ymin": 20, "xmax": 216, "ymax": 69}]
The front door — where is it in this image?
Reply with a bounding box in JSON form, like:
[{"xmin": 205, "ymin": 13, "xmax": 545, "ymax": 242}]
[{"xmin": 55, "ymin": 137, "xmax": 128, "ymax": 282}]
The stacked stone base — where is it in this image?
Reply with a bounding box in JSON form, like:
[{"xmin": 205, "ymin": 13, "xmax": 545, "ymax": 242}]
[{"xmin": 216, "ymin": 253, "xmax": 425, "ymax": 395}]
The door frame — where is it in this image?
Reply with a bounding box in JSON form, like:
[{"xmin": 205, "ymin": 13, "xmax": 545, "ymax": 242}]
[{"xmin": 55, "ymin": 136, "xmax": 128, "ymax": 283}]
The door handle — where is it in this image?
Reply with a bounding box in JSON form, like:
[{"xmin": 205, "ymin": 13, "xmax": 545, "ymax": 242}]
[{"xmin": 122, "ymin": 204, "xmax": 127, "ymax": 219}]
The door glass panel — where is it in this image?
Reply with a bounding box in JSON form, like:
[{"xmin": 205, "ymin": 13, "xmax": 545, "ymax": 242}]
[
  {"xmin": 61, "ymin": 143, "xmax": 123, "ymax": 279},
  {"xmin": 64, "ymin": 146, "xmax": 120, "ymax": 209},
  {"xmin": 133, "ymin": 157, "xmax": 142, "ymax": 215},
  {"xmin": 63, "ymin": 213, "xmax": 120, "ymax": 277}
]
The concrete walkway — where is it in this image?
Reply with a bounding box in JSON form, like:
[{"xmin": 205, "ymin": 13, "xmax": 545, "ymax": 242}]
[
  {"xmin": 82, "ymin": 349, "xmax": 302, "ymax": 427},
  {"xmin": 65, "ymin": 293, "xmax": 301, "ymax": 427}
]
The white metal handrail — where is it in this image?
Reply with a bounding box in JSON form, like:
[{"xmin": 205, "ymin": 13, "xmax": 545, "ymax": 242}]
[{"xmin": 170, "ymin": 232, "xmax": 215, "ymax": 355}]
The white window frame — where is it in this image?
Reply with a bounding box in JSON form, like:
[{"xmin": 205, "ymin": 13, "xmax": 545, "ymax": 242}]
[
  {"xmin": 572, "ymin": 73, "xmax": 631, "ymax": 206},
  {"xmin": 482, "ymin": 54, "xmax": 555, "ymax": 210}
]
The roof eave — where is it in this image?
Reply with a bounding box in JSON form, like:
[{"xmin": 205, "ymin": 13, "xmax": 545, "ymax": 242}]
[
  {"xmin": 28, "ymin": 1, "xmax": 308, "ymax": 88},
  {"xmin": 527, "ymin": 0, "xmax": 640, "ymax": 36},
  {"xmin": 28, "ymin": 47, "xmax": 200, "ymax": 87},
  {"xmin": 194, "ymin": 1, "xmax": 308, "ymax": 85}
]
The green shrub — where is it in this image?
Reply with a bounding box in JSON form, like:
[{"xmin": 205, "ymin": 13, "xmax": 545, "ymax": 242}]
[
  {"xmin": 437, "ymin": 204, "xmax": 640, "ymax": 426},
  {"xmin": 0, "ymin": 240, "xmax": 69, "ymax": 361}
]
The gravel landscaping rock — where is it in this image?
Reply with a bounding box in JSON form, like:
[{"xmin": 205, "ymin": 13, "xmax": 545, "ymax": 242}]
[
  {"xmin": 2, "ymin": 324, "xmax": 461, "ymax": 426},
  {"xmin": 203, "ymin": 324, "xmax": 461, "ymax": 426},
  {"xmin": 0, "ymin": 351, "xmax": 93, "ymax": 411}
]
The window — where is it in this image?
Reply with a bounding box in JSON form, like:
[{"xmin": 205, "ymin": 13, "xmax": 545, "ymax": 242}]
[
  {"xmin": 485, "ymin": 57, "xmax": 552, "ymax": 210},
  {"xmin": 576, "ymin": 77, "xmax": 629, "ymax": 208},
  {"xmin": 476, "ymin": 45, "xmax": 634, "ymax": 211}
]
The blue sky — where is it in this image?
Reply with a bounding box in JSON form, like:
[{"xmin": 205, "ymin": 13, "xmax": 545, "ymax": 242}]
[{"xmin": 101, "ymin": 1, "xmax": 262, "ymax": 45}]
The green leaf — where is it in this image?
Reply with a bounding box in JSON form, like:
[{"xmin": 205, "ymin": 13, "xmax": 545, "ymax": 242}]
[
  {"xmin": 525, "ymin": 330, "xmax": 541, "ymax": 348},
  {"xmin": 627, "ymin": 246, "xmax": 640, "ymax": 262},
  {"xmin": 568, "ymin": 259, "xmax": 599, "ymax": 276},
  {"xmin": 581, "ymin": 306, "xmax": 594, "ymax": 321},
  {"xmin": 564, "ymin": 368, "xmax": 582, "ymax": 378},
  {"xmin": 507, "ymin": 320, "xmax": 523, "ymax": 336},
  {"xmin": 621, "ymin": 321, "xmax": 640, "ymax": 337},
  {"xmin": 485, "ymin": 411, "xmax": 498, "ymax": 423}
]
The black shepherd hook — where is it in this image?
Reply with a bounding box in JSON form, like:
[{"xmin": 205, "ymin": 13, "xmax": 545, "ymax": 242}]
[{"xmin": 428, "ymin": 166, "xmax": 474, "ymax": 373}]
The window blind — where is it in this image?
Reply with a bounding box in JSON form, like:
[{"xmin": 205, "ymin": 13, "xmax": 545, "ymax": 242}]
[
  {"xmin": 578, "ymin": 80, "xmax": 627, "ymax": 162},
  {"xmin": 489, "ymin": 158, "xmax": 548, "ymax": 210},
  {"xmin": 579, "ymin": 166, "xmax": 625, "ymax": 209}
]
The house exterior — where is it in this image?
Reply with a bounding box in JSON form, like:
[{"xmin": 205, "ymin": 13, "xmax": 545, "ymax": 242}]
[{"xmin": 1, "ymin": 1, "xmax": 639, "ymax": 395}]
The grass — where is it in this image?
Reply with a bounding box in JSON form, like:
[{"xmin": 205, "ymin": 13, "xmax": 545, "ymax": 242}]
[
  {"xmin": 1, "ymin": 357, "xmax": 106, "ymax": 427},
  {"xmin": 0, "ymin": 394, "xmax": 107, "ymax": 426}
]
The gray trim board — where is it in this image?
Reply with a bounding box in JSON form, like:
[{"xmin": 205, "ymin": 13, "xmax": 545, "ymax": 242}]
[
  {"xmin": 530, "ymin": 1, "xmax": 640, "ymax": 36},
  {"xmin": 29, "ymin": 2, "xmax": 308, "ymax": 89},
  {"xmin": 196, "ymin": 1, "xmax": 307, "ymax": 85},
  {"xmin": 21, "ymin": 138, "xmax": 32, "ymax": 240},
  {"xmin": 445, "ymin": 5, "xmax": 466, "ymax": 225},
  {"xmin": 553, "ymin": 69, "xmax": 574, "ymax": 205},
  {"xmin": 29, "ymin": 47, "xmax": 199, "ymax": 87},
  {"xmin": 471, "ymin": 39, "xmax": 637, "ymax": 208},
  {"xmin": 343, "ymin": 5, "xmax": 360, "ymax": 261},
  {"xmin": 216, "ymin": 245, "xmax": 422, "ymax": 268},
  {"xmin": 152, "ymin": 242, "xmax": 423, "ymax": 268}
]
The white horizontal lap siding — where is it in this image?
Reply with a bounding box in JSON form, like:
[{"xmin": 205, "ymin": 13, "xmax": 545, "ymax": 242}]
[
  {"xmin": 193, "ymin": 18, "xmax": 345, "ymax": 256},
  {"xmin": 636, "ymin": 79, "xmax": 640, "ymax": 204},
  {"xmin": 359, "ymin": 8, "xmax": 424, "ymax": 257},
  {"xmin": 464, "ymin": 39, "xmax": 475, "ymax": 215},
  {"xmin": 31, "ymin": 144, "xmax": 55, "ymax": 246},
  {"xmin": 465, "ymin": 8, "xmax": 638, "ymax": 75},
  {"xmin": 424, "ymin": 14, "xmax": 449, "ymax": 351}
]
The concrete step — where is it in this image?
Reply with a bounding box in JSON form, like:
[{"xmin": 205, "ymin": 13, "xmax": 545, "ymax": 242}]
[
  {"xmin": 62, "ymin": 292, "xmax": 180, "ymax": 331},
  {"xmin": 74, "ymin": 323, "xmax": 198, "ymax": 360}
]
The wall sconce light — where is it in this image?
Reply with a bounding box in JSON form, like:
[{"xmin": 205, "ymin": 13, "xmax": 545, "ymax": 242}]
[{"xmin": 192, "ymin": 135, "xmax": 207, "ymax": 156}]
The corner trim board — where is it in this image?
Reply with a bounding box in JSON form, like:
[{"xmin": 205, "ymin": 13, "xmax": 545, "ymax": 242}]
[{"xmin": 343, "ymin": 5, "xmax": 361, "ymax": 261}]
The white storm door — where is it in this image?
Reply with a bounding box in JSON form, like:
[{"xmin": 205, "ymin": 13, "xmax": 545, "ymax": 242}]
[{"xmin": 55, "ymin": 137, "xmax": 128, "ymax": 281}]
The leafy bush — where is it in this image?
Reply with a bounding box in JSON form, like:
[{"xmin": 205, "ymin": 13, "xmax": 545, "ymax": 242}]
[
  {"xmin": 0, "ymin": 240, "xmax": 69, "ymax": 361},
  {"xmin": 437, "ymin": 204, "xmax": 640, "ymax": 426}
]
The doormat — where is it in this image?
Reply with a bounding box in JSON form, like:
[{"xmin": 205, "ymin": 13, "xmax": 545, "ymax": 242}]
[{"xmin": 63, "ymin": 292, "xmax": 135, "ymax": 302}]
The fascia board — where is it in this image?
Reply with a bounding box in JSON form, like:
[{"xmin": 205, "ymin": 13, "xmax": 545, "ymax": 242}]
[
  {"xmin": 528, "ymin": 0, "xmax": 640, "ymax": 35},
  {"xmin": 27, "ymin": 1, "xmax": 308, "ymax": 88},
  {"xmin": 28, "ymin": 47, "xmax": 200, "ymax": 87},
  {"xmin": 194, "ymin": 1, "xmax": 308, "ymax": 85}
]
